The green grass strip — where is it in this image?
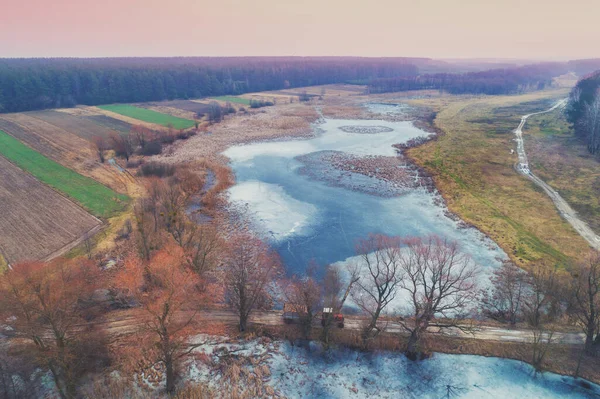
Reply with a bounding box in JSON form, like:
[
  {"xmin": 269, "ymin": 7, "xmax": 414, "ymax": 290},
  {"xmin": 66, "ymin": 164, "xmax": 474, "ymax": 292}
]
[
  {"xmin": 0, "ymin": 130, "xmax": 129, "ymax": 218},
  {"xmin": 210, "ymin": 96, "xmax": 251, "ymax": 105},
  {"xmin": 98, "ymin": 104, "xmax": 195, "ymax": 129}
]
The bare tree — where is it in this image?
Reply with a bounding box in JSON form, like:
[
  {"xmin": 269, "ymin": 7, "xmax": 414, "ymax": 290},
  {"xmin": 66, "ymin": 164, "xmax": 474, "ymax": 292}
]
[
  {"xmin": 398, "ymin": 236, "xmax": 480, "ymax": 360},
  {"xmin": 130, "ymin": 125, "xmax": 154, "ymax": 149},
  {"xmin": 91, "ymin": 135, "xmax": 108, "ymax": 163},
  {"xmin": 284, "ymin": 265, "xmax": 321, "ymax": 338},
  {"xmin": 83, "ymin": 231, "xmax": 94, "ymax": 260},
  {"xmin": 522, "ymin": 264, "xmax": 559, "ymax": 370},
  {"xmin": 134, "ymin": 200, "xmax": 154, "ymax": 261},
  {"xmin": 207, "ymin": 101, "xmax": 223, "ymax": 124},
  {"xmin": 115, "ymin": 246, "xmax": 217, "ymax": 394},
  {"xmin": 223, "ymin": 234, "xmax": 282, "ymax": 331},
  {"xmin": 582, "ymin": 96, "xmax": 600, "ymax": 155},
  {"xmin": 569, "ymin": 251, "xmax": 600, "ymax": 355},
  {"xmin": 182, "ymin": 224, "xmax": 221, "ymax": 278},
  {"xmin": 480, "ymin": 261, "xmax": 527, "ymax": 325},
  {"xmin": 145, "ymin": 177, "xmax": 165, "ymax": 233},
  {"xmin": 350, "ymin": 234, "xmax": 403, "ymax": 344},
  {"xmin": 109, "ymin": 132, "xmax": 134, "ymax": 162},
  {"xmin": 0, "ymin": 258, "xmax": 108, "ymax": 399}
]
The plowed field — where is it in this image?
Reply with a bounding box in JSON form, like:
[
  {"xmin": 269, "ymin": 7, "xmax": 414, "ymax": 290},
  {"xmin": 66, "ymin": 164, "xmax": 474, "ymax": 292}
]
[{"xmin": 0, "ymin": 155, "xmax": 101, "ymax": 263}]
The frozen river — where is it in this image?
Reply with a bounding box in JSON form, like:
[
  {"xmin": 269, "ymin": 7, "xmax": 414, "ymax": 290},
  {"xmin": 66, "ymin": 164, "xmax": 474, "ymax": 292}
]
[{"xmin": 224, "ymin": 116, "xmax": 507, "ymax": 276}]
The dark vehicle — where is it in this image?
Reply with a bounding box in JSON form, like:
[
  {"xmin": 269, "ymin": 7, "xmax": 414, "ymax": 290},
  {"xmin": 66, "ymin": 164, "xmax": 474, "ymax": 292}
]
[{"xmin": 321, "ymin": 307, "xmax": 344, "ymax": 328}]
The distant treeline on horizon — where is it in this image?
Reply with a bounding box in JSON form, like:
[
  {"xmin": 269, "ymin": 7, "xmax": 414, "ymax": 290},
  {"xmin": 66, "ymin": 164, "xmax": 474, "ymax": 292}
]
[{"xmin": 0, "ymin": 57, "xmax": 599, "ymax": 113}]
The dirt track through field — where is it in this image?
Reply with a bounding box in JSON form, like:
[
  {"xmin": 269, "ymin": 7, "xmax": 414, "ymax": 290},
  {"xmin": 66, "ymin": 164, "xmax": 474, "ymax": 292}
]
[
  {"xmin": 514, "ymin": 100, "xmax": 600, "ymax": 250},
  {"xmin": 0, "ymin": 155, "xmax": 101, "ymax": 263}
]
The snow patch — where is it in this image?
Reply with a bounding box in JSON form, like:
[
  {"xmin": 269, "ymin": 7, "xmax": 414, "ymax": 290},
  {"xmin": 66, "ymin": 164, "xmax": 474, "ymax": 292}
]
[{"xmin": 228, "ymin": 181, "xmax": 319, "ymax": 241}]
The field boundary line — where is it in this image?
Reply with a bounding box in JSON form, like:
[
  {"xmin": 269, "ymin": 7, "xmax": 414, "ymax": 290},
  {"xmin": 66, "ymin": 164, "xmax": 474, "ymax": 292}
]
[{"xmin": 42, "ymin": 223, "xmax": 105, "ymax": 262}]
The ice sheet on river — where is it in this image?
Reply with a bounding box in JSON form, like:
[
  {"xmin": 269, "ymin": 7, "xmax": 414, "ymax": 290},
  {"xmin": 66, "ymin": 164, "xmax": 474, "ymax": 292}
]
[
  {"xmin": 224, "ymin": 117, "xmax": 507, "ymax": 276},
  {"xmin": 228, "ymin": 181, "xmax": 319, "ymax": 241}
]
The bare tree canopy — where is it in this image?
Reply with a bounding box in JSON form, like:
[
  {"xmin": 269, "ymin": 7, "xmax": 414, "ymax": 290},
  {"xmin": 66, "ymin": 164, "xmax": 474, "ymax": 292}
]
[
  {"xmin": 480, "ymin": 261, "xmax": 527, "ymax": 325},
  {"xmin": 222, "ymin": 233, "xmax": 282, "ymax": 332},
  {"xmin": 0, "ymin": 258, "xmax": 108, "ymax": 399},
  {"xmin": 398, "ymin": 236, "xmax": 480, "ymax": 360},
  {"xmin": 115, "ymin": 246, "xmax": 219, "ymax": 394},
  {"xmin": 283, "ymin": 265, "xmax": 321, "ymax": 339},
  {"xmin": 350, "ymin": 234, "xmax": 403, "ymax": 344},
  {"xmin": 569, "ymin": 251, "xmax": 600, "ymax": 355}
]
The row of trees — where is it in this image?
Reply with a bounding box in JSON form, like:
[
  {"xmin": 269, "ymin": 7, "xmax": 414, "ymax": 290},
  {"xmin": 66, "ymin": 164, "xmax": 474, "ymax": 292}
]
[
  {"xmin": 368, "ymin": 63, "xmax": 571, "ymax": 95},
  {"xmin": 272, "ymin": 234, "xmax": 600, "ymax": 366},
  {"xmin": 567, "ymin": 70, "xmax": 600, "ymax": 155},
  {"xmin": 2, "ymin": 166, "xmax": 599, "ymax": 396},
  {"xmin": 92, "ymin": 124, "xmax": 197, "ymax": 164},
  {"xmin": 0, "ymin": 57, "xmax": 421, "ymax": 113}
]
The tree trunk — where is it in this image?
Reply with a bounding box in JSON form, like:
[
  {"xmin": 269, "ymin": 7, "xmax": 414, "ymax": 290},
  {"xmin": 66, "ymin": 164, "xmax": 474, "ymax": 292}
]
[
  {"xmin": 48, "ymin": 361, "xmax": 68, "ymax": 399},
  {"xmin": 239, "ymin": 314, "xmax": 248, "ymax": 332},
  {"xmin": 406, "ymin": 328, "xmax": 423, "ymax": 361},
  {"xmin": 585, "ymin": 323, "xmax": 596, "ymax": 354},
  {"xmin": 165, "ymin": 355, "xmax": 175, "ymax": 394}
]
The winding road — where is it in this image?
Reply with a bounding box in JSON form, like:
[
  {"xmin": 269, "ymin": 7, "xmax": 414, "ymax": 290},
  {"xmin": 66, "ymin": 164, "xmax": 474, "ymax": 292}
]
[{"xmin": 514, "ymin": 99, "xmax": 600, "ymax": 250}]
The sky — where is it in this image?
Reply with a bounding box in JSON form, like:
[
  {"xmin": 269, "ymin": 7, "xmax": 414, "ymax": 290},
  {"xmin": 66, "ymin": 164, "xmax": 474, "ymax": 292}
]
[{"xmin": 1, "ymin": 0, "xmax": 598, "ymax": 59}]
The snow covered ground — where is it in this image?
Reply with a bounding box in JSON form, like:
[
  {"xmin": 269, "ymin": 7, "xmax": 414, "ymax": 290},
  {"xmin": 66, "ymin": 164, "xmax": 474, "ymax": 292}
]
[
  {"xmin": 185, "ymin": 338, "xmax": 600, "ymax": 399},
  {"xmin": 228, "ymin": 181, "xmax": 320, "ymax": 241}
]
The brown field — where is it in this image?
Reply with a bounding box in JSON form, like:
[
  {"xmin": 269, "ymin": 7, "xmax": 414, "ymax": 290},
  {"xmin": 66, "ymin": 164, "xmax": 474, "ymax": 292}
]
[
  {"xmin": 0, "ymin": 155, "xmax": 101, "ymax": 263},
  {"xmin": 0, "ymin": 113, "xmax": 132, "ymax": 193},
  {"xmin": 27, "ymin": 109, "xmax": 119, "ymax": 140},
  {"xmin": 80, "ymin": 114, "xmax": 133, "ymax": 134}
]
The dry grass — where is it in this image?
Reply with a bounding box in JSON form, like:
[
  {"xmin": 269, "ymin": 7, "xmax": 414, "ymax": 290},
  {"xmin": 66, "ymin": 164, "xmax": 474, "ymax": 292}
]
[
  {"xmin": 139, "ymin": 104, "xmax": 199, "ymax": 121},
  {"xmin": 405, "ymin": 89, "xmax": 591, "ymax": 267},
  {"xmin": 525, "ymin": 111, "xmax": 600, "ymax": 234},
  {"xmin": 156, "ymin": 101, "xmax": 319, "ymax": 164}
]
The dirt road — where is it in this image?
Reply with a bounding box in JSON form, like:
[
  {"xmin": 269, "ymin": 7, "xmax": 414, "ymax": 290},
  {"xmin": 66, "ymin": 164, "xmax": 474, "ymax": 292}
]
[
  {"xmin": 514, "ymin": 99, "xmax": 600, "ymax": 250},
  {"xmin": 94, "ymin": 308, "xmax": 584, "ymax": 345}
]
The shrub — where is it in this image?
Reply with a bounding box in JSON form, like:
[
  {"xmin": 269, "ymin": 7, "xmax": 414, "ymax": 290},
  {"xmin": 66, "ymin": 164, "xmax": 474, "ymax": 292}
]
[
  {"xmin": 126, "ymin": 159, "xmax": 143, "ymax": 168},
  {"xmin": 141, "ymin": 141, "xmax": 163, "ymax": 156},
  {"xmin": 249, "ymin": 99, "xmax": 275, "ymax": 109},
  {"xmin": 138, "ymin": 162, "xmax": 175, "ymax": 177}
]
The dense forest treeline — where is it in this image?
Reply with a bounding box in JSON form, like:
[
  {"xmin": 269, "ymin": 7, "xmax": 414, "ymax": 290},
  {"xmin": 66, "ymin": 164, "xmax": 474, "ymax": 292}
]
[
  {"xmin": 1, "ymin": 57, "xmax": 600, "ymax": 113},
  {"xmin": 368, "ymin": 61, "xmax": 600, "ymax": 95},
  {"xmin": 567, "ymin": 69, "xmax": 600, "ymax": 155},
  {"xmin": 0, "ymin": 57, "xmax": 422, "ymax": 112}
]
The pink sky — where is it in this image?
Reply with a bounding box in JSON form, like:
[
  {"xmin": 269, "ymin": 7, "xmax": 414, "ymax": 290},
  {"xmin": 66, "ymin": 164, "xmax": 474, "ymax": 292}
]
[{"xmin": 1, "ymin": 0, "xmax": 598, "ymax": 59}]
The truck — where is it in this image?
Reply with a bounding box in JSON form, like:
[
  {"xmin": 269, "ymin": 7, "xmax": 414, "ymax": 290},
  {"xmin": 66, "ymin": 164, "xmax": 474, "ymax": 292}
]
[{"xmin": 321, "ymin": 307, "xmax": 344, "ymax": 328}]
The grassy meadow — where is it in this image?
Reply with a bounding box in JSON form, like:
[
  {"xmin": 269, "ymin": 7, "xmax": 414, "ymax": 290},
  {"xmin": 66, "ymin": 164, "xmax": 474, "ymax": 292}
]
[
  {"xmin": 98, "ymin": 104, "xmax": 195, "ymax": 129},
  {"xmin": 405, "ymin": 90, "xmax": 592, "ymax": 268},
  {"xmin": 0, "ymin": 130, "xmax": 129, "ymax": 218},
  {"xmin": 210, "ymin": 96, "xmax": 251, "ymax": 105}
]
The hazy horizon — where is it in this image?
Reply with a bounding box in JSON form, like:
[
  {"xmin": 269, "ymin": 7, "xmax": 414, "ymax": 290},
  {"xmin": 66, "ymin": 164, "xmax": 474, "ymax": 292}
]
[{"xmin": 1, "ymin": 0, "xmax": 598, "ymax": 59}]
